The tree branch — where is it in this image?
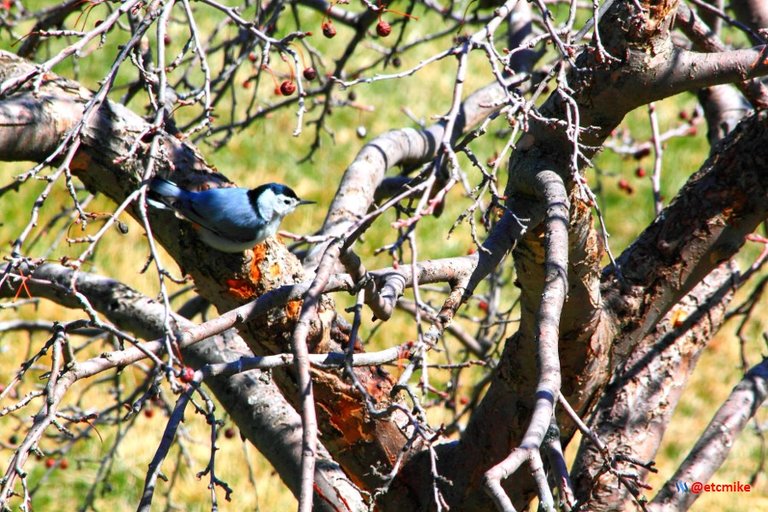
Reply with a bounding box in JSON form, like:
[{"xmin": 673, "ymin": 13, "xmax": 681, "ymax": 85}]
[
  {"xmin": 0, "ymin": 261, "xmax": 366, "ymax": 510},
  {"xmin": 484, "ymin": 170, "xmax": 569, "ymax": 511},
  {"xmin": 649, "ymin": 358, "xmax": 768, "ymax": 511}
]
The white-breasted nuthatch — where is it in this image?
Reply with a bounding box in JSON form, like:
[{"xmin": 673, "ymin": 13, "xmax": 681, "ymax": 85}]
[{"xmin": 147, "ymin": 177, "xmax": 313, "ymax": 253}]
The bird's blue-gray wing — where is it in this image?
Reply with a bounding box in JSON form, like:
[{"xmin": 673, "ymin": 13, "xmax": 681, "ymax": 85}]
[{"xmin": 175, "ymin": 188, "xmax": 259, "ymax": 242}]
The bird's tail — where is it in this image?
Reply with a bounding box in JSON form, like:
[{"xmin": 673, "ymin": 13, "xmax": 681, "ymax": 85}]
[
  {"xmin": 148, "ymin": 177, "xmax": 183, "ymax": 198},
  {"xmin": 146, "ymin": 177, "xmax": 183, "ymax": 210}
]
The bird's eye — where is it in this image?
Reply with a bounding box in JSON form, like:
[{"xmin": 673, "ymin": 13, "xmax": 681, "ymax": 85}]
[{"xmin": 283, "ymin": 198, "xmax": 291, "ymax": 205}]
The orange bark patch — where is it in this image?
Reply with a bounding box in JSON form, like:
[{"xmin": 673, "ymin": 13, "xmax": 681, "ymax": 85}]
[
  {"xmin": 321, "ymin": 394, "xmax": 375, "ymax": 445},
  {"xmin": 70, "ymin": 151, "xmax": 91, "ymax": 175},
  {"xmin": 363, "ymin": 377, "xmax": 386, "ymax": 400},
  {"xmin": 670, "ymin": 308, "xmax": 688, "ymax": 328},
  {"xmin": 249, "ymin": 243, "xmax": 268, "ymax": 283},
  {"xmin": 284, "ymin": 299, "xmax": 302, "ymax": 321},
  {"xmin": 225, "ymin": 278, "xmax": 257, "ymax": 300}
]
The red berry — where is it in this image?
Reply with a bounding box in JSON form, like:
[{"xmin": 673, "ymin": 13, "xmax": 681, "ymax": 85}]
[
  {"xmin": 224, "ymin": 427, "xmax": 236, "ymax": 439},
  {"xmin": 678, "ymin": 110, "xmax": 689, "ymax": 120},
  {"xmin": 247, "ymin": 52, "xmax": 257, "ymax": 62},
  {"xmin": 163, "ymin": 35, "xmax": 171, "ymax": 45},
  {"xmin": 687, "ymin": 126, "xmax": 698, "ymax": 136},
  {"xmin": 242, "ymin": 79, "xmax": 251, "ymax": 89},
  {"xmin": 45, "ymin": 458, "xmax": 56, "ymax": 469},
  {"xmin": 303, "ymin": 67, "xmax": 317, "ymax": 81},
  {"xmin": 179, "ymin": 366, "xmax": 195, "ymax": 383},
  {"xmin": 392, "ymin": 56, "xmax": 402, "ymax": 67},
  {"xmin": 618, "ymin": 179, "xmax": 634, "ymax": 195},
  {"xmin": 59, "ymin": 458, "xmax": 69, "ymax": 470},
  {"xmin": 321, "ymin": 20, "xmax": 336, "ymax": 38},
  {"xmin": 144, "ymin": 407, "xmax": 155, "ymax": 418},
  {"xmin": 635, "ymin": 167, "xmax": 646, "ymax": 178},
  {"xmin": 376, "ymin": 20, "xmax": 391, "ymax": 37},
  {"xmin": 279, "ymin": 80, "xmax": 296, "ymax": 96},
  {"xmin": 478, "ymin": 300, "xmax": 489, "ymax": 312}
]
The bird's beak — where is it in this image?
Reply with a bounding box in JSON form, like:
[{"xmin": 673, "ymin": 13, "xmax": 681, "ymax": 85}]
[{"xmin": 298, "ymin": 199, "xmax": 315, "ymax": 206}]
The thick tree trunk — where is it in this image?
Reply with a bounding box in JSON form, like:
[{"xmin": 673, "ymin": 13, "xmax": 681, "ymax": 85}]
[{"xmin": 381, "ymin": 1, "xmax": 768, "ymax": 509}]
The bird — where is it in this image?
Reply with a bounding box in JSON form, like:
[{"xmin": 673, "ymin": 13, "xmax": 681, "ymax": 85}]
[{"xmin": 147, "ymin": 177, "xmax": 313, "ymax": 253}]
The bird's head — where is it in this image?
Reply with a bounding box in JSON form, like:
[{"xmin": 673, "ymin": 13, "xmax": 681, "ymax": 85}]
[{"xmin": 249, "ymin": 183, "xmax": 314, "ymax": 220}]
